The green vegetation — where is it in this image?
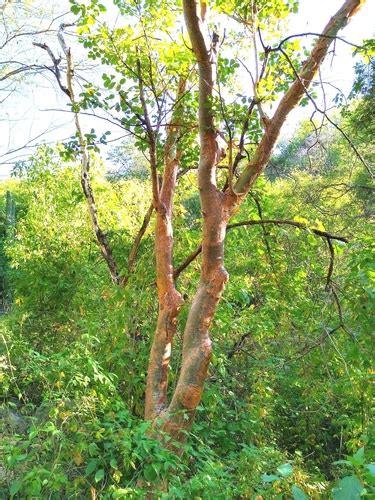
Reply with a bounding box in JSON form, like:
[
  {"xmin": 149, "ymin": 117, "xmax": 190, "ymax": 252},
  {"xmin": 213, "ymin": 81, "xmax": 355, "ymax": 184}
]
[
  {"xmin": 1, "ymin": 118, "xmax": 373, "ymax": 497},
  {"xmin": 0, "ymin": 0, "xmax": 374, "ymax": 498}
]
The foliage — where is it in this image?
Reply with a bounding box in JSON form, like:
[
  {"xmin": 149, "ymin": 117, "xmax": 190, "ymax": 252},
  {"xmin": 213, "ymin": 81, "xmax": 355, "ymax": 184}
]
[
  {"xmin": 1, "ymin": 123, "xmax": 374, "ymax": 498},
  {"xmin": 0, "ymin": 1, "xmax": 374, "ymax": 498}
]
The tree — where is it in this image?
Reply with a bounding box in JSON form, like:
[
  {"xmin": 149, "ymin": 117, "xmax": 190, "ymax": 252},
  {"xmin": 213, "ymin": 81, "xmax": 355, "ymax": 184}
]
[
  {"xmin": 22, "ymin": 0, "xmax": 367, "ymax": 447},
  {"xmin": 145, "ymin": 0, "xmax": 366, "ymax": 444},
  {"xmin": 0, "ymin": 1, "xmax": 72, "ymax": 167}
]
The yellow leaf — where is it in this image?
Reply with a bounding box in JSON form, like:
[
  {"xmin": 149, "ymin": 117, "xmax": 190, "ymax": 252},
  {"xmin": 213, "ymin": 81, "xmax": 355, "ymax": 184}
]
[
  {"xmin": 293, "ymin": 216, "xmax": 309, "ymax": 225},
  {"xmin": 73, "ymin": 451, "xmax": 84, "ymax": 465},
  {"xmin": 259, "ymin": 408, "xmax": 267, "ymax": 418},
  {"xmin": 113, "ymin": 470, "xmax": 122, "ymax": 483},
  {"xmin": 313, "ymin": 219, "xmax": 326, "ymax": 231}
]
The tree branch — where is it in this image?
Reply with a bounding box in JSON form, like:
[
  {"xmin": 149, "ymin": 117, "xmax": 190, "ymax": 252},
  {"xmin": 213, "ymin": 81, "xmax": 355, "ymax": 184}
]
[
  {"xmin": 32, "ymin": 41, "xmax": 71, "ymax": 98},
  {"xmin": 34, "ymin": 31, "xmax": 122, "ymax": 285},
  {"xmin": 234, "ymin": 0, "xmax": 366, "ymax": 195},
  {"xmin": 279, "ymin": 47, "xmax": 373, "ymax": 178},
  {"xmin": 174, "ymin": 219, "xmax": 348, "ymax": 280},
  {"xmin": 136, "ymin": 54, "xmax": 160, "ymax": 208},
  {"xmin": 121, "ymin": 202, "xmax": 154, "ymax": 286}
]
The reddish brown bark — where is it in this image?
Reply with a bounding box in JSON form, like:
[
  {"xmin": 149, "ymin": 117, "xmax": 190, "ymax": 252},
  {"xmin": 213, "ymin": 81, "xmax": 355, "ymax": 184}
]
[
  {"xmin": 144, "ymin": 79, "xmax": 187, "ymax": 420},
  {"xmin": 145, "ymin": 0, "xmax": 364, "ymax": 443},
  {"xmin": 151, "ymin": 0, "xmax": 229, "ymax": 441}
]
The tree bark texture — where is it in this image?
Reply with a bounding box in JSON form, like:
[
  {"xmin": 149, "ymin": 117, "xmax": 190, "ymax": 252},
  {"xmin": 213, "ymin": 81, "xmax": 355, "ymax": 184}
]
[
  {"xmin": 144, "ymin": 0, "xmax": 364, "ymax": 443},
  {"xmin": 145, "ymin": 79, "xmax": 186, "ymax": 420}
]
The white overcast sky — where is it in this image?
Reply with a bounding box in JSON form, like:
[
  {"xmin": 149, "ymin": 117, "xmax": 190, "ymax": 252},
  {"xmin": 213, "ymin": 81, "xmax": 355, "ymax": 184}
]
[{"xmin": 0, "ymin": 0, "xmax": 374, "ymax": 178}]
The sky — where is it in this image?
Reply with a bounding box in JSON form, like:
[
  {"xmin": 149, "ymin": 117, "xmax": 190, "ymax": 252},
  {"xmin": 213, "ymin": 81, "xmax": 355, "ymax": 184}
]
[
  {"xmin": 283, "ymin": 0, "xmax": 374, "ymax": 134},
  {"xmin": 0, "ymin": 0, "xmax": 374, "ymax": 178}
]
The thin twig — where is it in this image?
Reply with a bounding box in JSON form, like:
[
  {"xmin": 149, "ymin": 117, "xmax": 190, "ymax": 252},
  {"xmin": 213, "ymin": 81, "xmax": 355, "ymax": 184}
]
[{"xmin": 174, "ymin": 218, "xmax": 348, "ymax": 279}]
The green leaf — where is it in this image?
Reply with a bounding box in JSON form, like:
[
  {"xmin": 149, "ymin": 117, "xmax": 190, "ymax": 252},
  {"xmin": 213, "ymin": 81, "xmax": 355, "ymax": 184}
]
[
  {"xmin": 334, "ymin": 460, "xmax": 353, "ymax": 466},
  {"xmin": 261, "ymin": 473, "xmax": 279, "ymax": 483},
  {"xmin": 292, "ymin": 485, "xmax": 308, "ymax": 499},
  {"xmin": 350, "ymin": 447, "xmax": 365, "ymax": 466},
  {"xmin": 94, "ymin": 469, "xmax": 105, "ymax": 483},
  {"xmin": 88, "ymin": 442, "xmax": 98, "ymax": 457},
  {"xmin": 144, "ymin": 464, "xmax": 157, "ymax": 482},
  {"xmin": 332, "ymin": 476, "xmax": 363, "ymax": 500},
  {"xmin": 365, "ymin": 463, "xmax": 375, "ymax": 475},
  {"xmin": 85, "ymin": 459, "xmax": 98, "ymax": 476},
  {"xmin": 277, "ymin": 463, "xmax": 293, "ymax": 478},
  {"xmin": 10, "ymin": 480, "xmax": 22, "ymax": 497}
]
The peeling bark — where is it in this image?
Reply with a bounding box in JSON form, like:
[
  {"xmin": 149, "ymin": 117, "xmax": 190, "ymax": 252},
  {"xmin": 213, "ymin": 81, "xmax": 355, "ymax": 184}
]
[
  {"xmin": 149, "ymin": 0, "xmax": 364, "ymax": 444},
  {"xmin": 144, "ymin": 79, "xmax": 187, "ymax": 420},
  {"xmin": 151, "ymin": 0, "xmax": 228, "ymax": 441}
]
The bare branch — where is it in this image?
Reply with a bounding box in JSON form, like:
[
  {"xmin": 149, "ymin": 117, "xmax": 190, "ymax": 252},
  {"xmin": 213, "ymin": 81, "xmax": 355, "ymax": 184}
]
[
  {"xmin": 271, "ymin": 31, "xmax": 366, "ymax": 53},
  {"xmin": 32, "ymin": 41, "xmax": 71, "ymax": 98},
  {"xmin": 136, "ymin": 54, "xmax": 160, "ymax": 208},
  {"xmin": 279, "ymin": 47, "xmax": 373, "ymax": 178},
  {"xmin": 174, "ymin": 218, "xmax": 348, "ymax": 280},
  {"xmin": 33, "ymin": 28, "xmax": 122, "ymax": 285},
  {"xmin": 235, "ymin": 0, "xmax": 367, "ymax": 194},
  {"xmin": 121, "ymin": 202, "xmax": 154, "ymax": 286}
]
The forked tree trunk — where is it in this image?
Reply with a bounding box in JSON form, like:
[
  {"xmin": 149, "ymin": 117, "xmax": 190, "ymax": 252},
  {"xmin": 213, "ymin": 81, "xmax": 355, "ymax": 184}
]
[
  {"xmin": 145, "ymin": 79, "xmax": 186, "ymax": 419},
  {"xmin": 144, "ymin": 0, "xmax": 364, "ymax": 443}
]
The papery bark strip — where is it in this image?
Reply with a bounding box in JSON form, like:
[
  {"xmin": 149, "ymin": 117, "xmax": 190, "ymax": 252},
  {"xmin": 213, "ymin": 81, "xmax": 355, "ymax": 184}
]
[{"xmin": 144, "ymin": 79, "xmax": 187, "ymax": 419}]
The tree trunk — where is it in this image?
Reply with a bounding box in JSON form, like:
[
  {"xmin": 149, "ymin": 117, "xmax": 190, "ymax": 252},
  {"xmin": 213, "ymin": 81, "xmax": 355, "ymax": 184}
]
[
  {"xmin": 160, "ymin": 192, "xmax": 230, "ymax": 441},
  {"xmin": 145, "ymin": 79, "xmax": 186, "ymax": 420},
  {"xmin": 145, "ymin": 0, "xmax": 364, "ymax": 444}
]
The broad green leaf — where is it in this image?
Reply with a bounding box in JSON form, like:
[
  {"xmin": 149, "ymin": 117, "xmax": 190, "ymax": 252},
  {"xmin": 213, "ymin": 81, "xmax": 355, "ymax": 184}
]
[
  {"xmin": 144, "ymin": 464, "xmax": 157, "ymax": 482},
  {"xmin": 85, "ymin": 459, "xmax": 98, "ymax": 476},
  {"xmin": 261, "ymin": 473, "xmax": 279, "ymax": 483},
  {"xmin": 332, "ymin": 476, "xmax": 363, "ymax": 500},
  {"xmin": 94, "ymin": 469, "xmax": 105, "ymax": 483},
  {"xmin": 10, "ymin": 480, "xmax": 22, "ymax": 497},
  {"xmin": 291, "ymin": 485, "xmax": 308, "ymax": 499},
  {"xmin": 349, "ymin": 447, "xmax": 365, "ymax": 466},
  {"xmin": 88, "ymin": 442, "xmax": 99, "ymax": 457},
  {"xmin": 277, "ymin": 463, "xmax": 293, "ymax": 478}
]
